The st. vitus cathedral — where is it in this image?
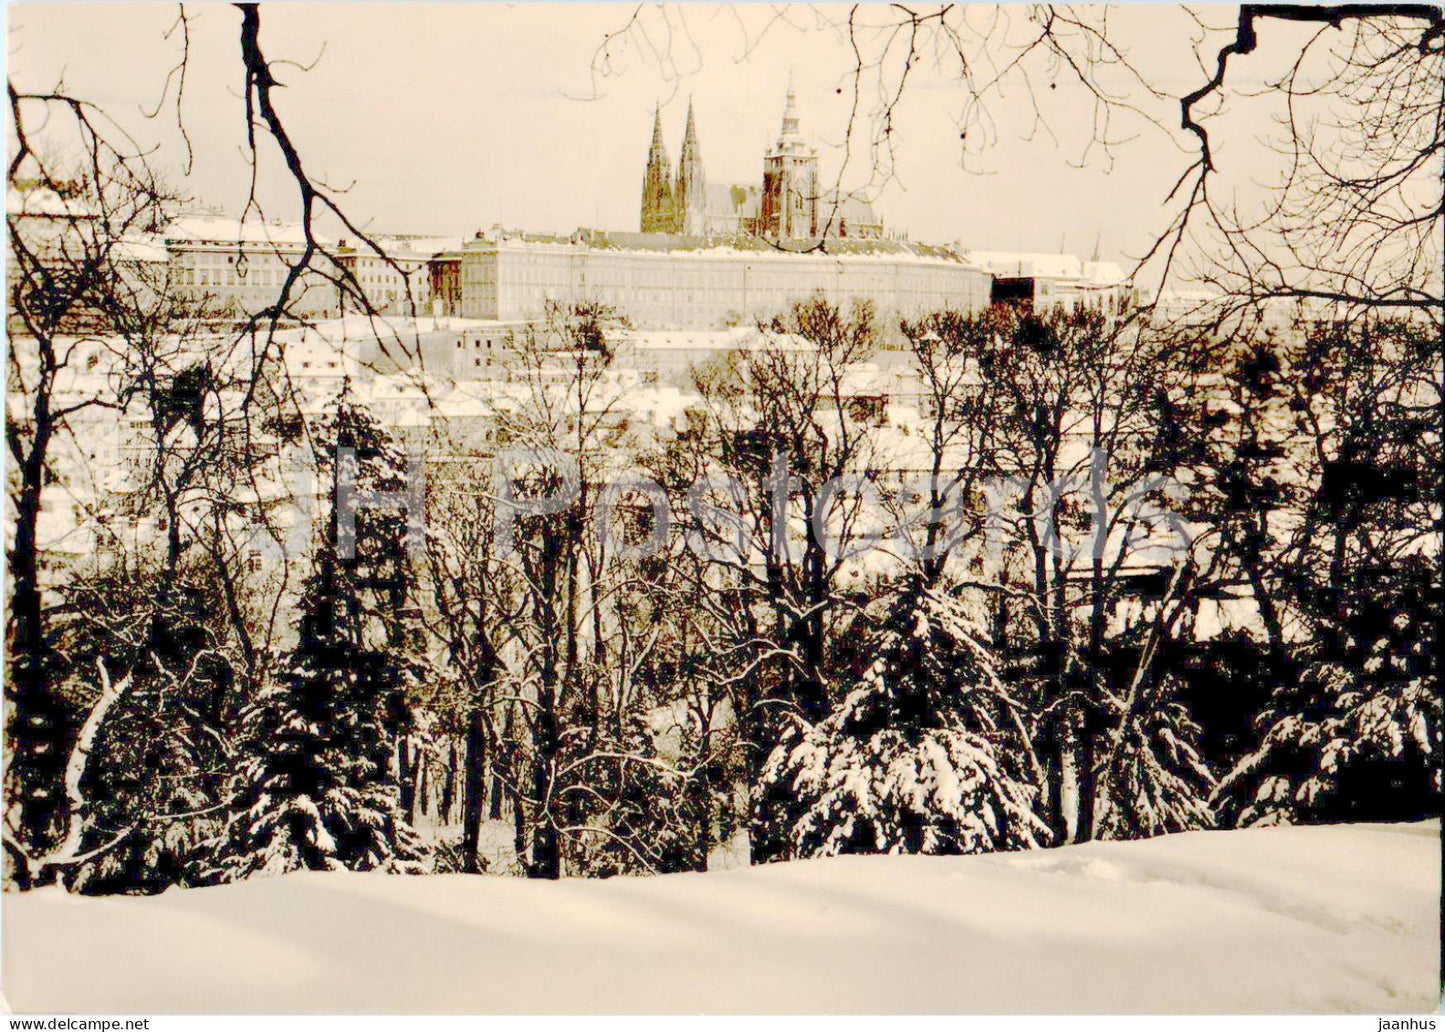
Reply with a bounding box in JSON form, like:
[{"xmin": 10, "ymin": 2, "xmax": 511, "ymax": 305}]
[{"xmin": 640, "ymin": 81, "xmax": 884, "ymax": 241}]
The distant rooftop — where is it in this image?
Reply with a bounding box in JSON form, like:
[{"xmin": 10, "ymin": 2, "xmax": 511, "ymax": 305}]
[
  {"xmin": 6, "ymin": 186, "xmax": 96, "ymax": 219},
  {"xmin": 165, "ymin": 215, "xmax": 321, "ymax": 248},
  {"xmin": 164, "ymin": 216, "xmax": 460, "ymax": 259},
  {"xmin": 620, "ymin": 326, "xmax": 814, "ymax": 352},
  {"xmin": 965, "ymin": 250, "xmax": 1127, "ymax": 286}
]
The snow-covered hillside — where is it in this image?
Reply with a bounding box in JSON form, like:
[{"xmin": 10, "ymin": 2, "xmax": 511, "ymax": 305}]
[{"xmin": 3, "ymin": 821, "xmax": 1439, "ymax": 1014}]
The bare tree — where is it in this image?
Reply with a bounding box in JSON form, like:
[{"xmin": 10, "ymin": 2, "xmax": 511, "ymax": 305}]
[
  {"xmin": 5, "ymin": 92, "xmax": 181, "ymax": 879},
  {"xmin": 1159, "ymin": 5, "xmax": 1444, "ymax": 320},
  {"xmin": 681, "ymin": 297, "xmax": 881, "ymax": 860}
]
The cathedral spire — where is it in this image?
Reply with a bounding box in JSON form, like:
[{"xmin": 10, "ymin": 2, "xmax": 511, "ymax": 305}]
[
  {"xmin": 778, "ymin": 70, "xmax": 801, "ymax": 146},
  {"xmin": 641, "ymin": 104, "xmax": 676, "ymax": 233},
  {"xmin": 763, "ymin": 73, "xmax": 818, "ymax": 241},
  {"xmin": 681, "ymin": 96, "xmax": 701, "ymax": 156},
  {"xmin": 675, "ymin": 96, "xmax": 708, "ymax": 236}
]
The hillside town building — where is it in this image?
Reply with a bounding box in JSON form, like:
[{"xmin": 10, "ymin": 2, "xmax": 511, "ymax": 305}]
[{"xmin": 163, "ymin": 216, "xmax": 440, "ymax": 319}]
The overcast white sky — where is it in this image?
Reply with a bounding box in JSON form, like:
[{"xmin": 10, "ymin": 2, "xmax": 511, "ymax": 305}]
[{"xmin": 8, "ymin": 4, "xmax": 1276, "ymax": 264}]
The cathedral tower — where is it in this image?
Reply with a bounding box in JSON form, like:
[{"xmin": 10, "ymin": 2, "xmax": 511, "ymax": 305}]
[
  {"xmin": 640, "ymin": 106, "xmax": 677, "ymax": 233},
  {"xmin": 675, "ymin": 98, "xmax": 708, "ymax": 236},
  {"xmin": 760, "ymin": 76, "xmax": 818, "ymax": 241}
]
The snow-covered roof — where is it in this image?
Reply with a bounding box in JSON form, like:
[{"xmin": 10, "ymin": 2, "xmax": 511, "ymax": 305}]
[
  {"xmin": 614, "ymin": 385, "xmax": 698, "ymax": 427},
  {"xmin": 6, "ymin": 187, "xmax": 96, "ymax": 219},
  {"xmin": 1082, "ymin": 260, "xmax": 1127, "ymax": 286},
  {"xmin": 835, "ymin": 362, "xmax": 894, "ymax": 396},
  {"xmin": 819, "ymin": 190, "xmax": 882, "ymax": 229},
  {"xmin": 705, "ymin": 182, "xmax": 761, "ymax": 220},
  {"xmin": 963, "ymin": 250, "xmax": 1131, "ymax": 287},
  {"xmin": 1149, "ymin": 287, "xmax": 1225, "ymax": 306},
  {"xmin": 164, "ymin": 215, "xmax": 324, "ymax": 249},
  {"xmin": 376, "ymin": 235, "xmax": 469, "ymax": 257},
  {"xmin": 966, "ymin": 251, "xmax": 1085, "ymax": 280},
  {"xmin": 432, "ymin": 381, "xmax": 513, "ymax": 419},
  {"xmin": 112, "ymin": 233, "xmax": 172, "ymax": 264},
  {"xmin": 621, "ymin": 326, "xmax": 813, "ymax": 353}
]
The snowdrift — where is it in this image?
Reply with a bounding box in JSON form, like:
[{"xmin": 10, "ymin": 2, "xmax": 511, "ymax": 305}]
[{"xmin": 2, "ymin": 820, "xmax": 1439, "ymax": 1014}]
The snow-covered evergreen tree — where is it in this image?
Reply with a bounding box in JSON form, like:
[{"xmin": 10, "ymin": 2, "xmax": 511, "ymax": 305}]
[
  {"xmin": 1095, "ymin": 682, "xmax": 1216, "ymax": 840},
  {"xmin": 210, "ymin": 397, "xmax": 425, "ymax": 879},
  {"xmin": 566, "ymin": 710, "xmax": 699, "ymax": 878},
  {"xmin": 1215, "ymin": 556, "xmax": 1440, "ymax": 826},
  {"xmin": 1208, "ymin": 320, "xmax": 1441, "ymax": 827},
  {"xmin": 216, "ymin": 601, "xmax": 425, "ymax": 877},
  {"xmin": 756, "ymin": 578, "xmax": 1048, "ymax": 858}
]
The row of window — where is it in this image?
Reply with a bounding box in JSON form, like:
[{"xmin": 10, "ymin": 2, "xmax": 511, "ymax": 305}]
[{"xmin": 184, "ymin": 268, "xmax": 289, "ymax": 287}]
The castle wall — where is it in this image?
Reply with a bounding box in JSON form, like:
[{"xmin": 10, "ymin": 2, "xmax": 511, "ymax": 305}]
[{"xmin": 457, "ymin": 238, "xmax": 991, "ymax": 329}]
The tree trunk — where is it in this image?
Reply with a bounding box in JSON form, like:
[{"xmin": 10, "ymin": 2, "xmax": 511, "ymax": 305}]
[
  {"xmin": 511, "ymin": 786, "xmax": 527, "ymax": 868},
  {"xmin": 461, "ymin": 708, "xmax": 487, "ymax": 873},
  {"xmin": 397, "ymin": 736, "xmax": 417, "ymax": 824},
  {"xmin": 1037, "ymin": 634, "xmax": 1070, "ymax": 847},
  {"xmin": 487, "ymin": 770, "xmax": 505, "ymax": 821},
  {"xmin": 441, "ymin": 738, "xmax": 457, "ymax": 826},
  {"xmin": 488, "ymin": 704, "xmax": 510, "ymax": 821},
  {"xmin": 1076, "ymin": 464, "xmax": 1109, "ymax": 845},
  {"xmin": 692, "ymin": 711, "xmax": 713, "ymax": 872},
  {"xmin": 526, "ymin": 517, "xmax": 565, "ymax": 880},
  {"xmin": 1043, "ymin": 708, "xmax": 1068, "ymax": 845},
  {"xmin": 797, "ymin": 534, "xmax": 830, "ymax": 722},
  {"xmin": 736, "ymin": 602, "xmax": 774, "ymax": 867},
  {"xmin": 529, "ymin": 688, "xmax": 561, "ymax": 879},
  {"xmin": 6, "ymin": 418, "xmax": 72, "ymax": 871},
  {"xmin": 1065, "ymin": 690, "xmax": 1092, "ymax": 844}
]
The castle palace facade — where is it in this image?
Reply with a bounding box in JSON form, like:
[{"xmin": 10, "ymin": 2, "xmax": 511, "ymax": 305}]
[{"xmin": 640, "ymin": 84, "xmax": 884, "ymax": 242}]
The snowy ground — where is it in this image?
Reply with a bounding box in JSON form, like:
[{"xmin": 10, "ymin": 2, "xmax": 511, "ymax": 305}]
[{"xmin": 2, "ymin": 820, "xmax": 1438, "ymax": 1014}]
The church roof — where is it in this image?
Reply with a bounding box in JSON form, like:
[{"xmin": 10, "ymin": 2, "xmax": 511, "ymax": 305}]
[
  {"xmin": 705, "ymin": 182, "xmax": 762, "ymax": 219},
  {"xmin": 700, "ymin": 182, "xmax": 877, "ymax": 230},
  {"xmin": 817, "ymin": 191, "xmax": 882, "ymax": 230}
]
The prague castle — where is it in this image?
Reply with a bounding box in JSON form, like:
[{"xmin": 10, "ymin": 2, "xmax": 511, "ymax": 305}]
[
  {"xmin": 419, "ymin": 81, "xmax": 990, "ymax": 331},
  {"xmin": 126, "ymin": 80, "xmax": 1128, "ymax": 331},
  {"xmin": 640, "ymin": 83, "xmax": 883, "ymax": 242}
]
